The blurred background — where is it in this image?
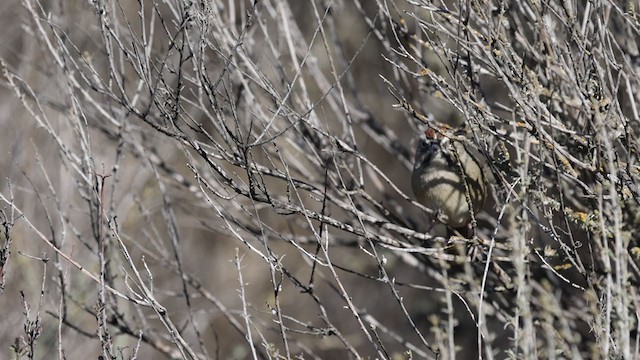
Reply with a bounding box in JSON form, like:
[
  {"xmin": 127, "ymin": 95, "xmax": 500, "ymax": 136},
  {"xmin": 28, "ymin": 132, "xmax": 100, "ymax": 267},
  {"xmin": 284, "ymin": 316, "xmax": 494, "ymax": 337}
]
[{"xmin": 0, "ymin": 0, "xmax": 639, "ymax": 359}]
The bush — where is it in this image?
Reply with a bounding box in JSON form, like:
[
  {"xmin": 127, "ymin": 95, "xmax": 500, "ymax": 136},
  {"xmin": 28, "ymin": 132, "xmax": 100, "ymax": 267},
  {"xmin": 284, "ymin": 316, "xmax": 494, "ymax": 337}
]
[{"xmin": 1, "ymin": 0, "xmax": 638, "ymax": 358}]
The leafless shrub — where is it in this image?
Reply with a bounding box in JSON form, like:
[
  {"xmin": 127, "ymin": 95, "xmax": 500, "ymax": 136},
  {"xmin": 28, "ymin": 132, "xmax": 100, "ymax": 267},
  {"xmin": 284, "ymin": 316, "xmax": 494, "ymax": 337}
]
[{"xmin": 1, "ymin": 0, "xmax": 639, "ymax": 359}]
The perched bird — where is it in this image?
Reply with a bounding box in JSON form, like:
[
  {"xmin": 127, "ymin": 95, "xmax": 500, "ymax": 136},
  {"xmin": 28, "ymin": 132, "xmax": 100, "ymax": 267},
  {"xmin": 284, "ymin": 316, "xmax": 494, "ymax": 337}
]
[{"xmin": 411, "ymin": 127, "xmax": 487, "ymax": 228}]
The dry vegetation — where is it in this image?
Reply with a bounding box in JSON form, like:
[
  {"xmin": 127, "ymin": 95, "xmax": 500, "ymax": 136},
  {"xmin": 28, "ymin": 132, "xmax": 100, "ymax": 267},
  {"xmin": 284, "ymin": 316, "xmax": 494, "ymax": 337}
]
[{"xmin": 1, "ymin": 0, "xmax": 640, "ymax": 359}]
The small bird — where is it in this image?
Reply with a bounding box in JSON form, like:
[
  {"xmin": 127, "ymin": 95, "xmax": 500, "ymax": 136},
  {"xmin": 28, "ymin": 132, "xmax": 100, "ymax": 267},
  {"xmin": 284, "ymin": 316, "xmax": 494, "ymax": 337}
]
[{"xmin": 411, "ymin": 127, "xmax": 487, "ymax": 228}]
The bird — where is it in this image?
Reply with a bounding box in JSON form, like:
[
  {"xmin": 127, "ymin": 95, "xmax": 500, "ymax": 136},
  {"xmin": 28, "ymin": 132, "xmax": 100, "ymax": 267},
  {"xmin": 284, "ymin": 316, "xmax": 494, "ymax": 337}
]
[{"xmin": 411, "ymin": 127, "xmax": 487, "ymax": 228}]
